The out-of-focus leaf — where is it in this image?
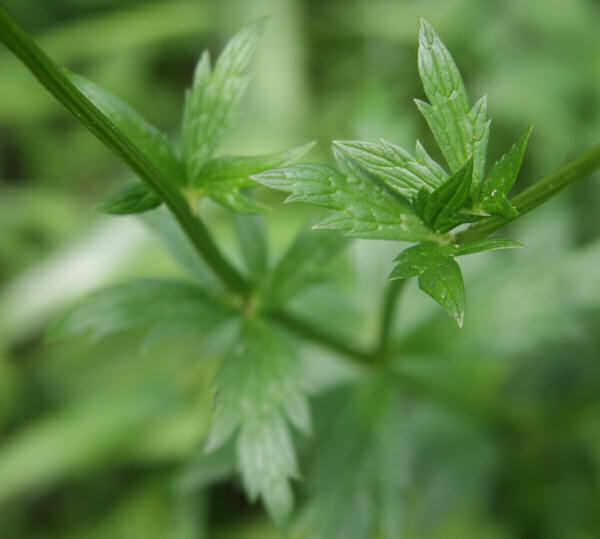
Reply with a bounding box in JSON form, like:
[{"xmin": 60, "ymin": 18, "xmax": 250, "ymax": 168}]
[
  {"xmin": 253, "ymin": 157, "xmax": 434, "ymax": 242},
  {"xmin": 447, "ymin": 238, "xmax": 523, "ymax": 256},
  {"xmin": 263, "ymin": 225, "xmax": 346, "ymax": 308},
  {"xmin": 48, "ymin": 279, "xmax": 235, "ymax": 346},
  {"xmin": 331, "ymin": 139, "xmax": 447, "ymax": 199},
  {"xmin": 236, "ymin": 214, "xmax": 268, "ymax": 279},
  {"xmin": 69, "ymin": 72, "xmax": 185, "ymax": 186},
  {"xmin": 208, "ymin": 187, "xmax": 270, "ymax": 214},
  {"xmin": 97, "ymin": 183, "xmax": 162, "ymax": 215},
  {"xmin": 182, "ymin": 20, "xmax": 265, "ymax": 181},
  {"xmin": 197, "ymin": 142, "xmax": 316, "ymax": 186},
  {"xmin": 205, "ymin": 320, "xmax": 309, "ymax": 524},
  {"xmin": 480, "ymin": 126, "xmax": 534, "ymax": 217}
]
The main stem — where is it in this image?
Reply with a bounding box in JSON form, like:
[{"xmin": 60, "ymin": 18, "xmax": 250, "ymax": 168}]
[
  {"xmin": 0, "ymin": 3, "xmax": 249, "ymax": 296},
  {"xmin": 457, "ymin": 143, "xmax": 600, "ymax": 243}
]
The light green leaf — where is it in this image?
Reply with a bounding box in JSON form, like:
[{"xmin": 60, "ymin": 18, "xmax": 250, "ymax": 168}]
[
  {"xmin": 414, "ymin": 158, "xmax": 473, "ymax": 233},
  {"xmin": 205, "ymin": 321, "xmax": 309, "ymax": 524},
  {"xmin": 470, "ymin": 95, "xmax": 491, "ymax": 199},
  {"xmin": 236, "ymin": 214, "xmax": 268, "ymax": 279},
  {"xmin": 253, "ymin": 159, "xmax": 434, "ymax": 242},
  {"xmin": 446, "ymin": 238, "xmax": 523, "ymax": 256},
  {"xmin": 48, "ymin": 279, "xmax": 235, "ymax": 346},
  {"xmin": 264, "ymin": 225, "xmax": 347, "ymax": 308},
  {"xmin": 69, "ymin": 72, "xmax": 185, "ymax": 186},
  {"xmin": 207, "ymin": 186, "xmax": 270, "ymax": 214},
  {"xmin": 97, "ymin": 183, "xmax": 162, "ymax": 215},
  {"xmin": 182, "ymin": 20, "xmax": 265, "ymax": 181},
  {"xmin": 418, "ymin": 256, "xmax": 465, "ymax": 327},
  {"xmin": 198, "ymin": 141, "xmax": 315, "ymax": 186},
  {"xmin": 480, "ymin": 126, "xmax": 534, "ymax": 217},
  {"xmin": 331, "ymin": 139, "xmax": 447, "ymax": 199}
]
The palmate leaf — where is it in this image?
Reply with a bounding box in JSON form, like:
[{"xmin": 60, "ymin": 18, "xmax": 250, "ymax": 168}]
[
  {"xmin": 182, "ymin": 20, "xmax": 265, "ymax": 182},
  {"xmin": 205, "ymin": 320, "xmax": 310, "ymax": 525},
  {"xmin": 252, "ymin": 155, "xmax": 435, "ymax": 243},
  {"xmin": 48, "ymin": 279, "xmax": 235, "ymax": 347},
  {"xmin": 416, "ymin": 19, "xmax": 490, "ymax": 197}
]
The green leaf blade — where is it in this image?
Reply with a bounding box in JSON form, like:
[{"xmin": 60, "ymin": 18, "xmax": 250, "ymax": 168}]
[
  {"xmin": 447, "ymin": 237, "xmax": 523, "ymax": 256},
  {"xmin": 97, "ymin": 183, "xmax": 162, "ymax": 215}
]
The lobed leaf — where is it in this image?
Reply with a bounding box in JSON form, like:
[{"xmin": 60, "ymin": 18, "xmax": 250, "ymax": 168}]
[
  {"xmin": 205, "ymin": 321, "xmax": 309, "ymax": 524},
  {"xmin": 182, "ymin": 20, "xmax": 265, "ymax": 181},
  {"xmin": 480, "ymin": 126, "xmax": 534, "ymax": 217},
  {"xmin": 69, "ymin": 72, "xmax": 185, "ymax": 186},
  {"xmin": 97, "ymin": 183, "xmax": 162, "ymax": 215},
  {"xmin": 331, "ymin": 139, "xmax": 447, "ymax": 199},
  {"xmin": 253, "ymin": 158, "xmax": 434, "ymax": 242}
]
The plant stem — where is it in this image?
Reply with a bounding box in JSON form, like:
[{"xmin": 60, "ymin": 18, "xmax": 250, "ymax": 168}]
[
  {"xmin": 0, "ymin": 3, "xmax": 249, "ymax": 296},
  {"xmin": 269, "ymin": 309, "xmax": 371, "ymax": 363},
  {"xmin": 374, "ymin": 279, "xmax": 405, "ymax": 360},
  {"xmin": 457, "ymin": 143, "xmax": 600, "ymax": 243}
]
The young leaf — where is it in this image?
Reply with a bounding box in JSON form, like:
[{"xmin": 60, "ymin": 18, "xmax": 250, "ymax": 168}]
[
  {"xmin": 264, "ymin": 225, "xmax": 346, "ymax": 308},
  {"xmin": 236, "ymin": 214, "xmax": 268, "ymax": 279},
  {"xmin": 97, "ymin": 183, "xmax": 162, "ymax": 215},
  {"xmin": 446, "ymin": 237, "xmax": 523, "ymax": 256},
  {"xmin": 414, "ymin": 158, "xmax": 473, "ymax": 233},
  {"xmin": 48, "ymin": 279, "xmax": 235, "ymax": 346},
  {"xmin": 252, "ymin": 157, "xmax": 434, "ymax": 242},
  {"xmin": 480, "ymin": 126, "xmax": 534, "ymax": 217},
  {"xmin": 331, "ymin": 139, "xmax": 447, "ymax": 199},
  {"xmin": 416, "ymin": 18, "xmax": 490, "ymax": 195},
  {"xmin": 69, "ymin": 72, "xmax": 185, "ymax": 186},
  {"xmin": 182, "ymin": 20, "xmax": 265, "ymax": 182},
  {"xmin": 418, "ymin": 257, "xmax": 465, "ymax": 327},
  {"xmin": 205, "ymin": 321, "xmax": 309, "ymax": 524}
]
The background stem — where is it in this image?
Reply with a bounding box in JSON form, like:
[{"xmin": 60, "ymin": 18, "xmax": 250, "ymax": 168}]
[
  {"xmin": 374, "ymin": 279, "xmax": 405, "ymax": 360},
  {"xmin": 0, "ymin": 3, "xmax": 249, "ymax": 296}
]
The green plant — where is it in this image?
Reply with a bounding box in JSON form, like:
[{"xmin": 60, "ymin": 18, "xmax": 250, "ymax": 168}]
[{"xmin": 1, "ymin": 4, "xmax": 600, "ymax": 533}]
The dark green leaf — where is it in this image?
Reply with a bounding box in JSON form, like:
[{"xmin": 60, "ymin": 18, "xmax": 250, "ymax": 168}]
[
  {"xmin": 205, "ymin": 320, "xmax": 309, "ymax": 524},
  {"xmin": 48, "ymin": 279, "xmax": 234, "ymax": 346},
  {"xmin": 182, "ymin": 20, "xmax": 265, "ymax": 181},
  {"xmin": 389, "ymin": 242, "xmax": 446, "ymax": 280},
  {"xmin": 236, "ymin": 214, "xmax": 268, "ymax": 279},
  {"xmin": 331, "ymin": 139, "xmax": 447, "ymax": 199},
  {"xmin": 414, "ymin": 158, "xmax": 473, "ymax": 232},
  {"xmin": 253, "ymin": 158, "xmax": 434, "ymax": 242},
  {"xmin": 69, "ymin": 72, "xmax": 185, "ymax": 186},
  {"xmin": 418, "ymin": 257, "xmax": 465, "ymax": 327},
  {"xmin": 480, "ymin": 126, "xmax": 533, "ymax": 217},
  {"xmin": 97, "ymin": 183, "xmax": 162, "ymax": 215}
]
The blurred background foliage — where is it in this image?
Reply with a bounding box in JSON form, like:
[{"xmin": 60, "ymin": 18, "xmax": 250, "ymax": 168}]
[{"xmin": 1, "ymin": 0, "xmax": 600, "ymax": 537}]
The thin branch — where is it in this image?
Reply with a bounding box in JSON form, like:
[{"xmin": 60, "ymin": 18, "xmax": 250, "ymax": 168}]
[
  {"xmin": 0, "ymin": 4, "xmax": 249, "ymax": 296},
  {"xmin": 374, "ymin": 279, "xmax": 406, "ymax": 360}
]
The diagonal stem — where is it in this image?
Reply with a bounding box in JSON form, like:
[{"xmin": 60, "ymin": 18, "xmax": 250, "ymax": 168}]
[
  {"xmin": 0, "ymin": 3, "xmax": 250, "ymax": 296},
  {"xmin": 457, "ymin": 143, "xmax": 600, "ymax": 243},
  {"xmin": 373, "ymin": 279, "xmax": 406, "ymax": 360}
]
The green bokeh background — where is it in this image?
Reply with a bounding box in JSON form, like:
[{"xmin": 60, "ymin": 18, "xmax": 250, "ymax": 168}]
[{"xmin": 1, "ymin": 0, "xmax": 600, "ymax": 537}]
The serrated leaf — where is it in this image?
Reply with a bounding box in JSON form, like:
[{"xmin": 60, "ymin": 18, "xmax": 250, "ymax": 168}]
[
  {"xmin": 198, "ymin": 141, "xmax": 316, "ymax": 186},
  {"xmin": 389, "ymin": 242, "xmax": 446, "ymax": 279},
  {"xmin": 236, "ymin": 214, "xmax": 268, "ymax": 279},
  {"xmin": 69, "ymin": 72, "xmax": 185, "ymax": 186},
  {"xmin": 480, "ymin": 126, "xmax": 533, "ymax": 217},
  {"xmin": 264, "ymin": 225, "xmax": 347, "ymax": 308},
  {"xmin": 48, "ymin": 279, "xmax": 234, "ymax": 346},
  {"xmin": 97, "ymin": 183, "xmax": 162, "ymax": 215},
  {"xmin": 446, "ymin": 237, "xmax": 523, "ymax": 256},
  {"xmin": 416, "ymin": 19, "xmax": 490, "ymax": 189},
  {"xmin": 253, "ymin": 160, "xmax": 434, "ymax": 242},
  {"xmin": 205, "ymin": 321, "xmax": 309, "ymax": 524},
  {"xmin": 331, "ymin": 139, "xmax": 447, "ymax": 199},
  {"xmin": 418, "ymin": 256, "xmax": 465, "ymax": 327},
  {"xmin": 414, "ymin": 158, "xmax": 473, "ymax": 233},
  {"xmin": 182, "ymin": 20, "xmax": 265, "ymax": 181}
]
